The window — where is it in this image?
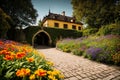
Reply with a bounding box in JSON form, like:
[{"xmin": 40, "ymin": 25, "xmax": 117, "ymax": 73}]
[
  {"xmin": 72, "ymin": 25, "xmax": 76, "ymax": 29},
  {"xmin": 63, "ymin": 24, "xmax": 68, "ymax": 29},
  {"xmin": 54, "ymin": 23, "xmax": 59, "ymax": 27},
  {"xmin": 78, "ymin": 26, "xmax": 81, "ymax": 30}
]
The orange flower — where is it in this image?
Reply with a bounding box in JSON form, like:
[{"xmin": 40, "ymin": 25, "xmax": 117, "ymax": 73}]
[
  {"xmin": 0, "ymin": 50, "xmax": 2, "ymax": 55},
  {"xmin": 16, "ymin": 68, "xmax": 30, "ymax": 77},
  {"xmin": 0, "ymin": 50, "xmax": 11, "ymax": 55},
  {"xmin": 22, "ymin": 48, "xmax": 27, "ymax": 53},
  {"xmin": 16, "ymin": 52, "xmax": 26, "ymax": 59},
  {"xmin": 0, "ymin": 41, "xmax": 3, "ymax": 45},
  {"xmin": 11, "ymin": 41, "xmax": 17, "ymax": 45},
  {"xmin": 35, "ymin": 69, "xmax": 46, "ymax": 77},
  {"xmin": 26, "ymin": 57, "xmax": 34, "ymax": 62},
  {"xmin": 3, "ymin": 54, "xmax": 14, "ymax": 60}
]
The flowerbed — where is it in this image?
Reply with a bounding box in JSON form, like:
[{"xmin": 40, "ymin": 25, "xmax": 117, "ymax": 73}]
[
  {"xmin": 0, "ymin": 39, "xmax": 64, "ymax": 80},
  {"xmin": 56, "ymin": 35, "xmax": 120, "ymax": 65}
]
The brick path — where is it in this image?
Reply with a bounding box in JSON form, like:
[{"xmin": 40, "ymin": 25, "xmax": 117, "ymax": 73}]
[{"xmin": 37, "ymin": 47, "xmax": 120, "ymax": 80}]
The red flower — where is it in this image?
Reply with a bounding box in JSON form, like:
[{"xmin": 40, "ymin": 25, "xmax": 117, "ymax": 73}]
[
  {"xmin": 16, "ymin": 52, "xmax": 26, "ymax": 59},
  {"xmin": 0, "ymin": 41, "xmax": 3, "ymax": 45},
  {"xmin": 0, "ymin": 50, "xmax": 11, "ymax": 55},
  {"xmin": 3, "ymin": 55, "xmax": 14, "ymax": 60}
]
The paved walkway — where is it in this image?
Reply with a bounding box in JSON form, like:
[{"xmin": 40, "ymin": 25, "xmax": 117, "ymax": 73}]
[{"xmin": 37, "ymin": 47, "xmax": 120, "ymax": 80}]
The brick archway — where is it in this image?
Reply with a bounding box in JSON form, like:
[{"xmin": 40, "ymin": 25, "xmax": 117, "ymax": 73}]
[{"xmin": 32, "ymin": 30, "xmax": 52, "ymax": 47}]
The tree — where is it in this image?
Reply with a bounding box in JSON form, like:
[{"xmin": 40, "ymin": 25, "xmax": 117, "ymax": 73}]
[
  {"xmin": 38, "ymin": 19, "xmax": 42, "ymax": 27},
  {"xmin": 0, "ymin": 0, "xmax": 38, "ymax": 29},
  {"xmin": 0, "ymin": 0, "xmax": 38, "ymax": 40},
  {"xmin": 0, "ymin": 8, "xmax": 12, "ymax": 38},
  {"xmin": 71, "ymin": 0, "xmax": 120, "ymax": 28}
]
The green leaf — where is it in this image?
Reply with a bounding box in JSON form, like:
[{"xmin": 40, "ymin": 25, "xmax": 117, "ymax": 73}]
[
  {"xmin": 4, "ymin": 68, "xmax": 14, "ymax": 79},
  {"xmin": 0, "ymin": 67, "xmax": 3, "ymax": 76}
]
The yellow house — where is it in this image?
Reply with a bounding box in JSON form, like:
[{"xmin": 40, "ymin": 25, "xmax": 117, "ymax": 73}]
[{"xmin": 42, "ymin": 11, "xmax": 83, "ymax": 30}]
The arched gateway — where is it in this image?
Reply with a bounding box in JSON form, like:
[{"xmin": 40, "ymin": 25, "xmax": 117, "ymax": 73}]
[{"xmin": 32, "ymin": 30, "xmax": 52, "ymax": 47}]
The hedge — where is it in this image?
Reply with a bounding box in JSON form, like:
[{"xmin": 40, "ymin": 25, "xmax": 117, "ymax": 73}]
[
  {"xmin": 43, "ymin": 27, "xmax": 82, "ymax": 46},
  {"xmin": 24, "ymin": 26, "xmax": 41, "ymax": 44},
  {"xmin": 24, "ymin": 26, "xmax": 82, "ymax": 46}
]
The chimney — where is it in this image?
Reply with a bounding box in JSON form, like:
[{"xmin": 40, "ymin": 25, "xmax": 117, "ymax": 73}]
[{"xmin": 62, "ymin": 11, "xmax": 65, "ymax": 16}]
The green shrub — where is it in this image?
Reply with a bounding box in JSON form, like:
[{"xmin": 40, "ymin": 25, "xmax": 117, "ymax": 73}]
[
  {"xmin": 56, "ymin": 35, "xmax": 120, "ymax": 65},
  {"xmin": 44, "ymin": 27, "xmax": 82, "ymax": 46},
  {"xmin": 57, "ymin": 38, "xmax": 78, "ymax": 53},
  {"xmin": 97, "ymin": 52, "xmax": 112, "ymax": 63},
  {"xmin": 112, "ymin": 52, "xmax": 120, "ymax": 65},
  {"xmin": 72, "ymin": 48, "xmax": 84, "ymax": 56},
  {"xmin": 97, "ymin": 23, "xmax": 120, "ymax": 35},
  {"xmin": 82, "ymin": 28, "xmax": 98, "ymax": 36}
]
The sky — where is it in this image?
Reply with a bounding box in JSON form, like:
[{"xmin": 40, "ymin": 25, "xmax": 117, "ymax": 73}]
[{"xmin": 31, "ymin": 0, "xmax": 73, "ymax": 24}]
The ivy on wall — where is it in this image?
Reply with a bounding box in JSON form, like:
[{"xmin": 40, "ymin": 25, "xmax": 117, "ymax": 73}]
[{"xmin": 24, "ymin": 26, "xmax": 82, "ymax": 46}]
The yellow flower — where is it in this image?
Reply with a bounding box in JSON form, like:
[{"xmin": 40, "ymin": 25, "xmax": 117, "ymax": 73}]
[
  {"xmin": 29, "ymin": 74, "xmax": 35, "ymax": 80},
  {"xmin": 47, "ymin": 61, "xmax": 54, "ymax": 66},
  {"xmin": 59, "ymin": 74, "xmax": 64, "ymax": 79},
  {"xmin": 25, "ymin": 68, "xmax": 31, "ymax": 75},
  {"xmin": 53, "ymin": 69, "xmax": 60, "ymax": 75},
  {"xmin": 47, "ymin": 69, "xmax": 63, "ymax": 80},
  {"xmin": 16, "ymin": 68, "xmax": 30, "ymax": 77},
  {"xmin": 47, "ymin": 69, "xmax": 60, "ymax": 76},
  {"xmin": 48, "ymin": 75, "xmax": 57, "ymax": 80},
  {"xmin": 26, "ymin": 57, "xmax": 34, "ymax": 62},
  {"xmin": 47, "ymin": 71, "xmax": 52, "ymax": 74},
  {"xmin": 34, "ymin": 69, "xmax": 46, "ymax": 77}
]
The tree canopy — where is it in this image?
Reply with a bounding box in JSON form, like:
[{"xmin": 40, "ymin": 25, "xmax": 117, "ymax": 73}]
[
  {"xmin": 0, "ymin": 0, "xmax": 38, "ymax": 28},
  {"xmin": 38, "ymin": 19, "xmax": 42, "ymax": 27},
  {"xmin": 0, "ymin": 8, "xmax": 12, "ymax": 38},
  {"xmin": 0, "ymin": 8, "xmax": 11, "ymax": 30},
  {"xmin": 71, "ymin": 0, "xmax": 120, "ymax": 28}
]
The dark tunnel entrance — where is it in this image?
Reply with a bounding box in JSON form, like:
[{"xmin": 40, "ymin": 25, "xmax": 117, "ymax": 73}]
[{"xmin": 34, "ymin": 32, "xmax": 50, "ymax": 47}]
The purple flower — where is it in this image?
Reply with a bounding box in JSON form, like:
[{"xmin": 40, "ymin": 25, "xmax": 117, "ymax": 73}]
[
  {"xmin": 61, "ymin": 38, "xmax": 73, "ymax": 43},
  {"xmin": 75, "ymin": 36, "xmax": 88, "ymax": 42},
  {"xmin": 85, "ymin": 47, "xmax": 103, "ymax": 59},
  {"xmin": 102, "ymin": 34, "xmax": 120, "ymax": 40}
]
